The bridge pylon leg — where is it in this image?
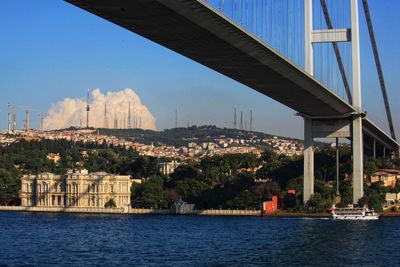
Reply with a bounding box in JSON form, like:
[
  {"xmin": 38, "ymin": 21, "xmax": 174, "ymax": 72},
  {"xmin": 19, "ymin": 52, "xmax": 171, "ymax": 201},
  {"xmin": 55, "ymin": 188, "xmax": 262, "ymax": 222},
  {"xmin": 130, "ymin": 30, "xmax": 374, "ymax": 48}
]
[
  {"xmin": 303, "ymin": 0, "xmax": 314, "ymax": 205},
  {"xmin": 352, "ymin": 115, "xmax": 364, "ymax": 204},
  {"xmin": 303, "ymin": 117, "xmax": 314, "ymax": 204},
  {"xmin": 351, "ymin": 0, "xmax": 364, "ymax": 204}
]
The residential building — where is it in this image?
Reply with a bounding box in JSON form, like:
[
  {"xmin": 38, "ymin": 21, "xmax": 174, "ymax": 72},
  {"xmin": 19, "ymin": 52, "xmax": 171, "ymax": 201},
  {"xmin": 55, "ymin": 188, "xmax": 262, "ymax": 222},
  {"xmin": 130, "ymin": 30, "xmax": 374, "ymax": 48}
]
[
  {"xmin": 385, "ymin": 193, "xmax": 400, "ymax": 205},
  {"xmin": 159, "ymin": 160, "xmax": 181, "ymax": 175},
  {"xmin": 46, "ymin": 153, "xmax": 60, "ymax": 163},
  {"xmin": 370, "ymin": 169, "xmax": 400, "ymax": 187}
]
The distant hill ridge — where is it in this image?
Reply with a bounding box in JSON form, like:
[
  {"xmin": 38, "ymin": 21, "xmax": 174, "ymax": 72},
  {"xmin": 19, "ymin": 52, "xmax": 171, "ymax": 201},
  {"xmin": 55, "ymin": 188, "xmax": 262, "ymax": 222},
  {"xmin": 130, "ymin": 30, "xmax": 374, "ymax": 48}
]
[{"xmin": 72, "ymin": 125, "xmax": 325, "ymax": 148}]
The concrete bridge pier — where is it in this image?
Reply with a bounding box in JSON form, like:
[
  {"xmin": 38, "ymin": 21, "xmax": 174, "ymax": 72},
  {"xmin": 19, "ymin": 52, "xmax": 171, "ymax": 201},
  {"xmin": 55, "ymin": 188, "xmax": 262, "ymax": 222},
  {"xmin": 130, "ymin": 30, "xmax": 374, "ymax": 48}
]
[
  {"xmin": 303, "ymin": 117, "xmax": 314, "ymax": 203},
  {"xmin": 303, "ymin": 0, "xmax": 364, "ymax": 205},
  {"xmin": 352, "ymin": 115, "xmax": 364, "ymax": 203},
  {"xmin": 302, "ymin": 117, "xmax": 353, "ymax": 204},
  {"xmin": 351, "ymin": 0, "xmax": 364, "ymax": 204}
]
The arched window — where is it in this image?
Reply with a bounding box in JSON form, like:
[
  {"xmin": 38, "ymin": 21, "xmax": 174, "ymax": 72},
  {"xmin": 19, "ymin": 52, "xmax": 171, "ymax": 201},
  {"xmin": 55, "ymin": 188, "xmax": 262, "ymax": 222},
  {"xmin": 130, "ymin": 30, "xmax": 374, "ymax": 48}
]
[
  {"xmin": 92, "ymin": 184, "xmax": 96, "ymax": 193},
  {"xmin": 72, "ymin": 183, "xmax": 78, "ymax": 193},
  {"xmin": 43, "ymin": 182, "xmax": 48, "ymax": 192}
]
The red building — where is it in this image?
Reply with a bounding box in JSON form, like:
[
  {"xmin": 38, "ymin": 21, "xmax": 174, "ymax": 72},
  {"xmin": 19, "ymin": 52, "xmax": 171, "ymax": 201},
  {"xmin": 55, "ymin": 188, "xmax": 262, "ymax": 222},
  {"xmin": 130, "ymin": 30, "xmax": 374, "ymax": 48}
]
[
  {"xmin": 287, "ymin": 189, "xmax": 296, "ymax": 195},
  {"xmin": 262, "ymin": 196, "xmax": 278, "ymax": 214}
]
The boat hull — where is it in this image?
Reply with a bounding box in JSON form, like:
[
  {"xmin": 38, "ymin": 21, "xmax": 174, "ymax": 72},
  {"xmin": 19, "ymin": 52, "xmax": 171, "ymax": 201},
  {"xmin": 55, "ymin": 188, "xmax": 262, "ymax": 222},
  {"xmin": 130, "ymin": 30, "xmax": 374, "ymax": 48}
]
[
  {"xmin": 331, "ymin": 206, "xmax": 379, "ymax": 220},
  {"xmin": 332, "ymin": 215, "xmax": 379, "ymax": 220}
]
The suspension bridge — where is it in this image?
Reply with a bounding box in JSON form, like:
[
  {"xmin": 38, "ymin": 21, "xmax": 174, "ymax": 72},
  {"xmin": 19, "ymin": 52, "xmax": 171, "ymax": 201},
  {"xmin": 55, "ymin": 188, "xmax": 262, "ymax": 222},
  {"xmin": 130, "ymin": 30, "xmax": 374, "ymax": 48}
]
[{"xmin": 65, "ymin": 0, "xmax": 399, "ymax": 204}]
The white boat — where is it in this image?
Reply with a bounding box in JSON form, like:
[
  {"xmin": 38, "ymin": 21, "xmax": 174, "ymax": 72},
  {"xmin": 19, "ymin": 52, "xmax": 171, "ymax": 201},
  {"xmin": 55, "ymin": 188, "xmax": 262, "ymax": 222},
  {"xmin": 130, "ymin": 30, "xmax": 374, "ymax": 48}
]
[{"xmin": 331, "ymin": 206, "xmax": 379, "ymax": 220}]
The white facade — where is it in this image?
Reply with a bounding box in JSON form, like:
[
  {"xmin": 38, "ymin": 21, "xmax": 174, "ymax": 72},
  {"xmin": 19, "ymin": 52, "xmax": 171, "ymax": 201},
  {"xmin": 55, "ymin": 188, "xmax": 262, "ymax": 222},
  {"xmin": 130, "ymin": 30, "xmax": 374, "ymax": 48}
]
[
  {"xmin": 159, "ymin": 160, "xmax": 181, "ymax": 175},
  {"xmin": 20, "ymin": 169, "xmax": 132, "ymax": 208}
]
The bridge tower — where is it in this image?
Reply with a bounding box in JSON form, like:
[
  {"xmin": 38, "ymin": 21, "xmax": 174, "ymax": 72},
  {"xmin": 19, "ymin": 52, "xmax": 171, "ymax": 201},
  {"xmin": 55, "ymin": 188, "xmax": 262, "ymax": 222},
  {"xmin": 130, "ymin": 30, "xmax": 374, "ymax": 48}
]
[{"xmin": 303, "ymin": 0, "xmax": 363, "ymax": 204}]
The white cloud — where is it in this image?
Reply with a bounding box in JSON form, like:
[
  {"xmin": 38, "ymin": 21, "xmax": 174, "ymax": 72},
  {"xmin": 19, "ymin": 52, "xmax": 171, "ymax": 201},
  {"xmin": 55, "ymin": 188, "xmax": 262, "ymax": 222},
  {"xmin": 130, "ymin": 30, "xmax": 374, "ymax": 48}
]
[{"xmin": 44, "ymin": 88, "xmax": 156, "ymax": 130}]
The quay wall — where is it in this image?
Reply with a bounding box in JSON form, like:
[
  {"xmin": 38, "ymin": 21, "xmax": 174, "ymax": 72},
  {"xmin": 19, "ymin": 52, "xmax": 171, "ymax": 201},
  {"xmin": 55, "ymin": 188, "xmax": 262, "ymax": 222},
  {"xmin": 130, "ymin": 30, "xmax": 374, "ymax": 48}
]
[
  {"xmin": 0, "ymin": 206, "xmax": 125, "ymax": 214},
  {"xmin": 197, "ymin": 209, "xmax": 260, "ymax": 216},
  {"xmin": 0, "ymin": 206, "xmax": 260, "ymax": 216}
]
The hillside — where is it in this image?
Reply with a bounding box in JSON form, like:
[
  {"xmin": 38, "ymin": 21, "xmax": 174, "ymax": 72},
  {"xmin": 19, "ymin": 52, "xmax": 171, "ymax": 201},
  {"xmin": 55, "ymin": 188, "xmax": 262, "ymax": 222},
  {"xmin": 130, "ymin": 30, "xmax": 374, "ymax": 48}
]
[{"xmin": 96, "ymin": 125, "xmax": 327, "ymax": 148}]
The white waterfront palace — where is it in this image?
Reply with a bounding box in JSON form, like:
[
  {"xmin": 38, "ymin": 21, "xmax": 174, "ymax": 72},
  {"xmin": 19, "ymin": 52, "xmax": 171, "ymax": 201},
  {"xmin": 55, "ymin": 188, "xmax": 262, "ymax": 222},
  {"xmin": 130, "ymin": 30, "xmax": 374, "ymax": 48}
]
[{"xmin": 20, "ymin": 169, "xmax": 132, "ymax": 209}]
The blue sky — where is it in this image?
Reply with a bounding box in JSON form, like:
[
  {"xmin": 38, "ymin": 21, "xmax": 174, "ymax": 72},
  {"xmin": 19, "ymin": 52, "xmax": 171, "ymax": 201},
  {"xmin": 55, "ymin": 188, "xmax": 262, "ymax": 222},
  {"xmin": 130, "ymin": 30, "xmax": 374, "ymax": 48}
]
[{"xmin": 0, "ymin": 0, "xmax": 399, "ymax": 139}]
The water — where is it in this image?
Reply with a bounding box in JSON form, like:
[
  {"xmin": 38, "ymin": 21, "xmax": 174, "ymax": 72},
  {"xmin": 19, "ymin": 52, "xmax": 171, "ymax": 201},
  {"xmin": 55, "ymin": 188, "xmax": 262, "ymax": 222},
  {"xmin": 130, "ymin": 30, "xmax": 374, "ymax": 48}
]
[{"xmin": 0, "ymin": 212, "xmax": 399, "ymax": 266}]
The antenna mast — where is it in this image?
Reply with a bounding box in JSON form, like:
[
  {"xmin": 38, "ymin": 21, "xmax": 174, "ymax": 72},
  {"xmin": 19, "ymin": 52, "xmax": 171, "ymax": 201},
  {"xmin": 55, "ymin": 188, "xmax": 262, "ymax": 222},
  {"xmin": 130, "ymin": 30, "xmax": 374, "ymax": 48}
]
[
  {"xmin": 175, "ymin": 109, "xmax": 178, "ymax": 128},
  {"xmin": 249, "ymin": 109, "xmax": 253, "ymax": 131},
  {"xmin": 233, "ymin": 107, "xmax": 237, "ymax": 129},
  {"xmin": 239, "ymin": 110, "xmax": 243, "ymax": 130},
  {"xmin": 128, "ymin": 102, "xmax": 132, "ymax": 129},
  {"xmin": 86, "ymin": 90, "xmax": 90, "ymax": 128},
  {"xmin": 40, "ymin": 114, "xmax": 44, "ymax": 132},
  {"xmin": 24, "ymin": 109, "xmax": 30, "ymax": 131}
]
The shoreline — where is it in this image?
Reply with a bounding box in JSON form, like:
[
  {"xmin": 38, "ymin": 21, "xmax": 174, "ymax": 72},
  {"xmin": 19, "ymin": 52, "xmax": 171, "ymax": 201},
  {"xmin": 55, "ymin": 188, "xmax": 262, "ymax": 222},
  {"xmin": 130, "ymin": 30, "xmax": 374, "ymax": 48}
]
[
  {"xmin": 1, "ymin": 206, "xmax": 400, "ymax": 217},
  {"xmin": 264, "ymin": 211, "xmax": 330, "ymax": 217}
]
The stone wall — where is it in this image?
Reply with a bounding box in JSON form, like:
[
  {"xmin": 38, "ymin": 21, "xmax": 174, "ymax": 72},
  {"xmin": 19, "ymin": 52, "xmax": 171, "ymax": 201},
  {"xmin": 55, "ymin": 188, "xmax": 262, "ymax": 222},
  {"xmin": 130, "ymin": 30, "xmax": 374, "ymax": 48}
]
[
  {"xmin": 0, "ymin": 206, "xmax": 261, "ymax": 216},
  {"xmin": 0, "ymin": 206, "xmax": 125, "ymax": 214}
]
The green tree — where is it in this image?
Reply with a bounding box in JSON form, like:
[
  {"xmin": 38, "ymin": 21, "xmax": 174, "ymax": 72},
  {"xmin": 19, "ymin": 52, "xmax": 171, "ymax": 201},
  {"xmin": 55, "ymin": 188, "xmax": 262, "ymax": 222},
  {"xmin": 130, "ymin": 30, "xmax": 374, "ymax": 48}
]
[
  {"xmin": 0, "ymin": 168, "xmax": 20, "ymax": 205},
  {"xmin": 260, "ymin": 148, "xmax": 279, "ymax": 163},
  {"xmin": 394, "ymin": 158, "xmax": 400, "ymax": 169},
  {"xmin": 254, "ymin": 181, "xmax": 281, "ymax": 200},
  {"xmin": 358, "ymin": 193, "xmax": 383, "ymax": 212},
  {"xmin": 257, "ymin": 149, "xmax": 281, "ymax": 178},
  {"xmin": 285, "ymin": 177, "xmax": 303, "ymax": 193},
  {"xmin": 175, "ymin": 178, "xmax": 209, "ymax": 204},
  {"xmin": 225, "ymin": 190, "xmax": 258, "ymax": 209},
  {"xmin": 358, "ymin": 182, "xmax": 386, "ymax": 212},
  {"xmin": 170, "ymin": 165, "xmax": 201, "ymax": 184},
  {"xmin": 104, "ymin": 198, "xmax": 117, "ymax": 208},
  {"xmin": 306, "ymin": 192, "xmax": 332, "ymax": 212},
  {"xmin": 284, "ymin": 194, "xmax": 303, "ymax": 211},
  {"xmin": 337, "ymin": 180, "xmax": 353, "ymax": 207},
  {"xmin": 364, "ymin": 157, "xmax": 378, "ymax": 178},
  {"xmin": 130, "ymin": 156, "xmax": 159, "ymax": 178},
  {"xmin": 132, "ymin": 175, "xmax": 166, "ymax": 208}
]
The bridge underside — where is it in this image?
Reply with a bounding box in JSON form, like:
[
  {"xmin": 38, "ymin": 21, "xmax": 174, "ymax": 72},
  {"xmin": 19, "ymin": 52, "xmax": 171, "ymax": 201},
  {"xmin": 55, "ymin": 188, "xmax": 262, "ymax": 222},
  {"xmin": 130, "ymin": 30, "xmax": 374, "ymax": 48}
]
[
  {"xmin": 363, "ymin": 118, "xmax": 398, "ymax": 157},
  {"xmin": 66, "ymin": 0, "xmax": 399, "ymax": 153}
]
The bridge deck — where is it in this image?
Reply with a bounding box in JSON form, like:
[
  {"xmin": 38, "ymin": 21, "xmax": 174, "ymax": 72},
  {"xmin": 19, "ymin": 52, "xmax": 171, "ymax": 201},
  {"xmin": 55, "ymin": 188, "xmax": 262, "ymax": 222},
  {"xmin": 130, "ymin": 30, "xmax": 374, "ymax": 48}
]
[{"xmin": 66, "ymin": 0, "xmax": 398, "ymax": 151}]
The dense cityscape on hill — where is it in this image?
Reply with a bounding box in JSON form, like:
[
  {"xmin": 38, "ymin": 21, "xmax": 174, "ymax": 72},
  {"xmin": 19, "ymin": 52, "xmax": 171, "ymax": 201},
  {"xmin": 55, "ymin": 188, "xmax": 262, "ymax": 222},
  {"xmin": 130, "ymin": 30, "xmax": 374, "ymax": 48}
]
[
  {"xmin": 97, "ymin": 125, "xmax": 305, "ymax": 148},
  {"xmin": 1, "ymin": 125, "xmax": 328, "ymax": 160},
  {"xmin": 0, "ymin": 126, "xmax": 399, "ymax": 213}
]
